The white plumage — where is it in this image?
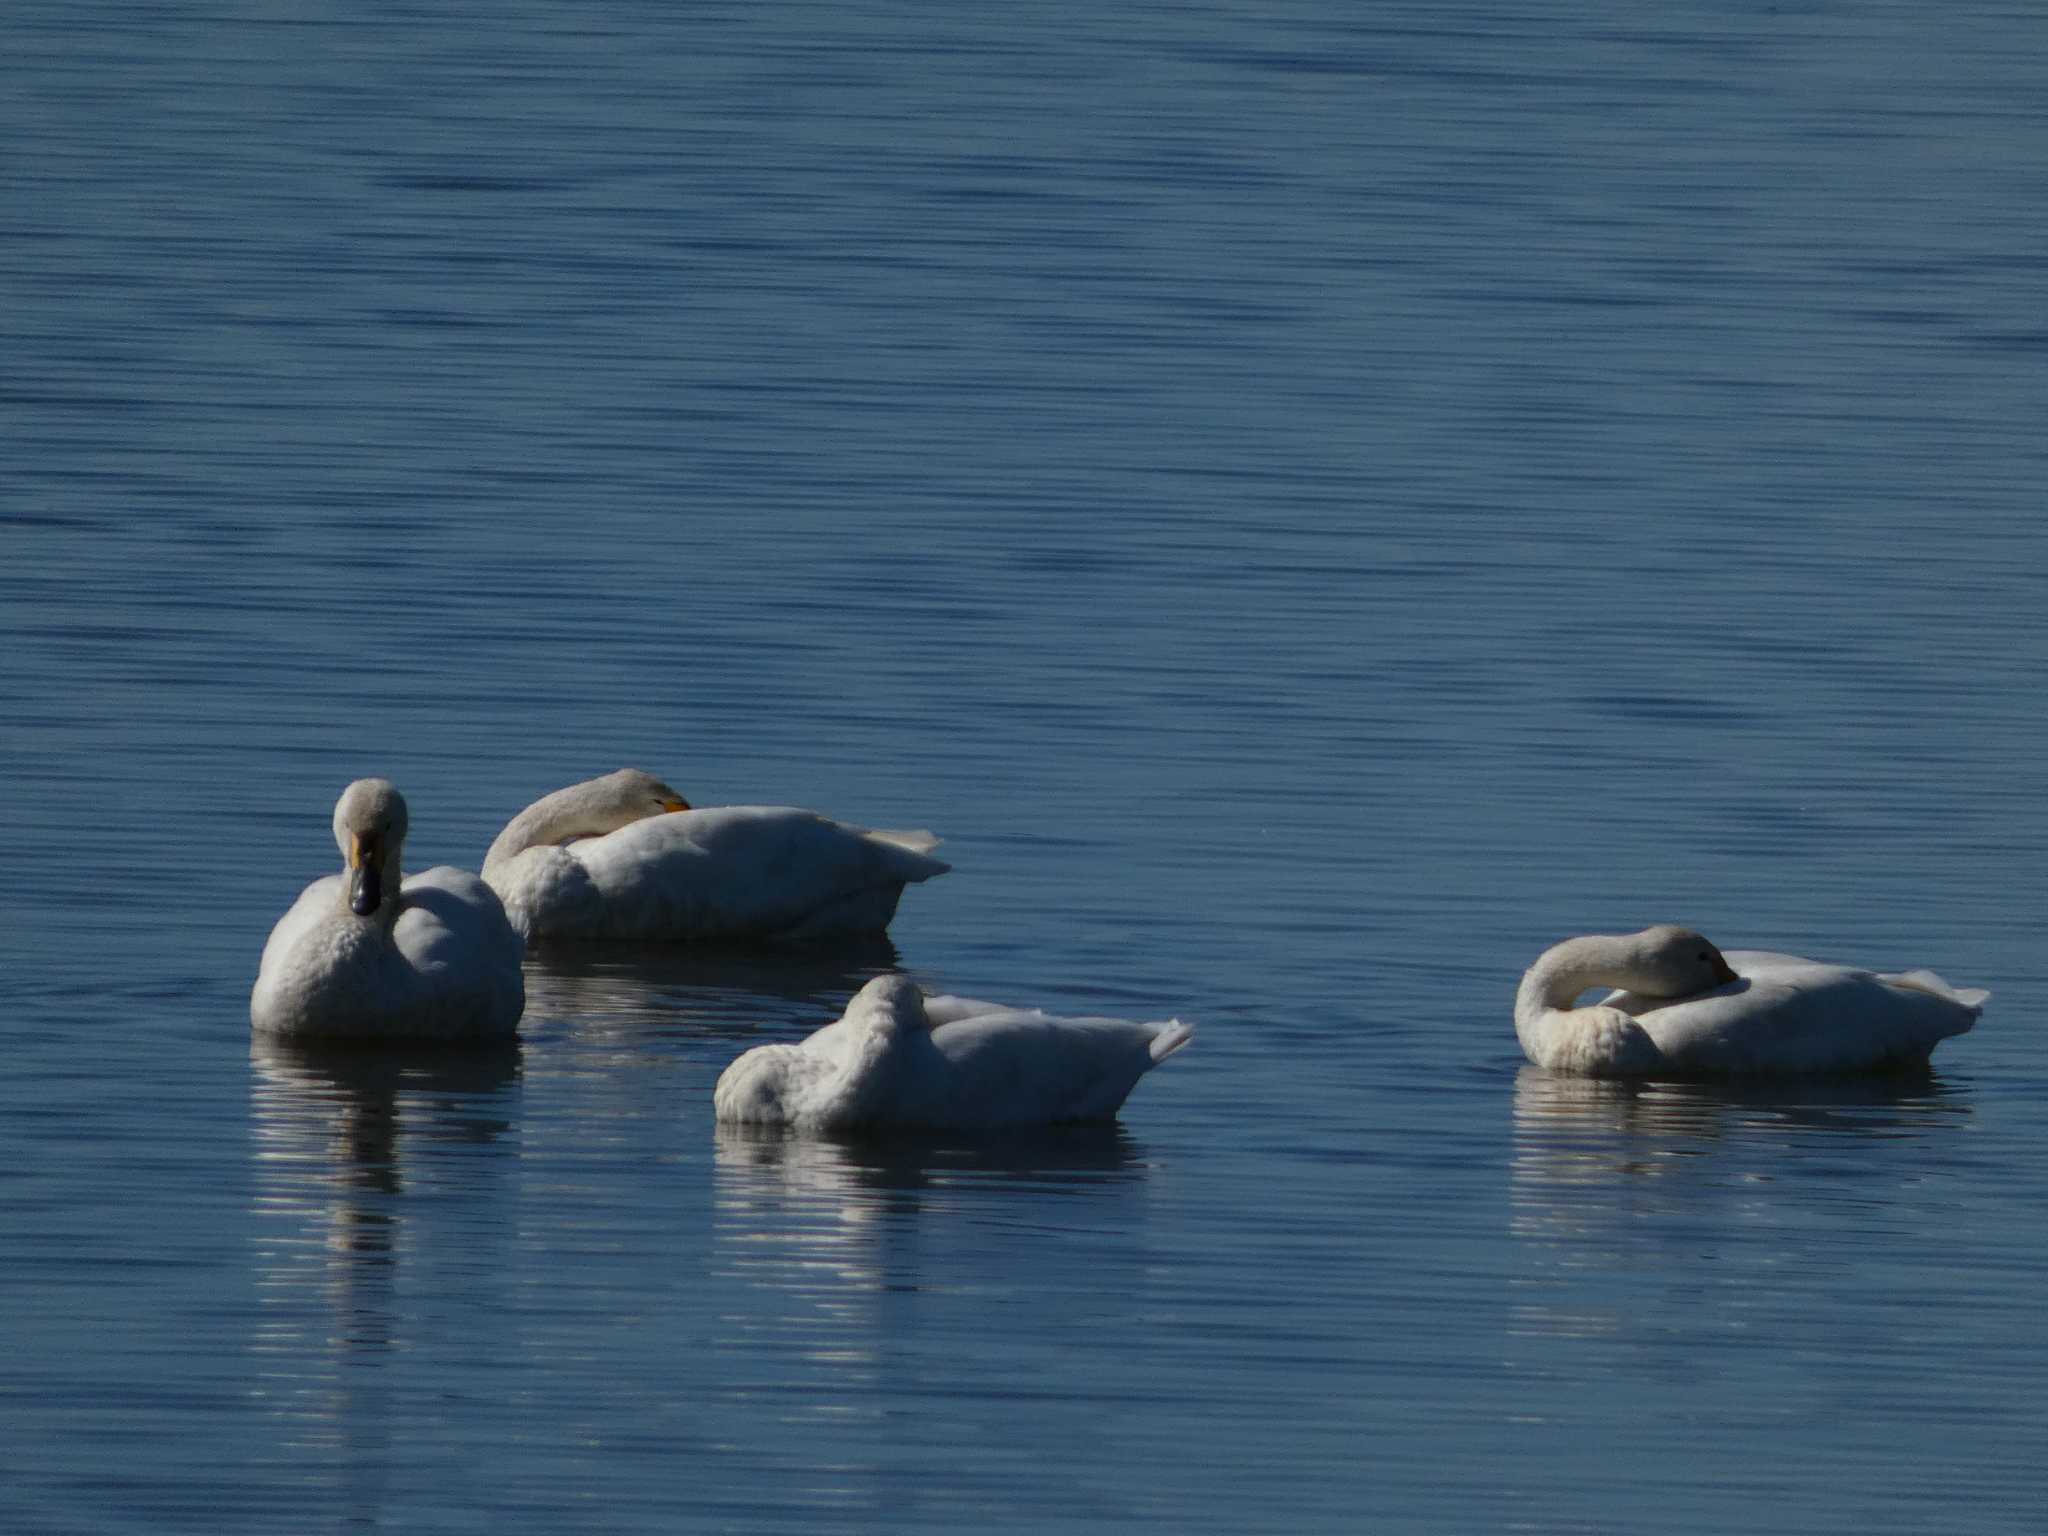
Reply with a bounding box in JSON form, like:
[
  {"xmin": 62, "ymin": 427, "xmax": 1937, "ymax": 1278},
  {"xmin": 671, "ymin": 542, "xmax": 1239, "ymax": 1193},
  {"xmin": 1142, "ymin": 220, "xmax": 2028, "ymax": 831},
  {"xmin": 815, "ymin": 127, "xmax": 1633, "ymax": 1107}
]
[
  {"xmin": 482, "ymin": 769, "xmax": 949, "ymax": 946},
  {"xmin": 1514, "ymin": 925, "xmax": 1985, "ymax": 1077},
  {"xmin": 251, "ymin": 779, "xmax": 525, "ymax": 1043},
  {"xmin": 714, "ymin": 974, "xmax": 1194, "ymax": 1133}
]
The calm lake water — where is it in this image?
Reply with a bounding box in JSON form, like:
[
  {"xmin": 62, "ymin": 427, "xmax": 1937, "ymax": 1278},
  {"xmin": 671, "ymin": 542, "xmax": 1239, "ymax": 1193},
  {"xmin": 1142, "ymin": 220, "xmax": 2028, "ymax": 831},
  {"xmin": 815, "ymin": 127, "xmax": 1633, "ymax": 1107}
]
[{"xmin": 5, "ymin": 1, "xmax": 2046, "ymax": 1531}]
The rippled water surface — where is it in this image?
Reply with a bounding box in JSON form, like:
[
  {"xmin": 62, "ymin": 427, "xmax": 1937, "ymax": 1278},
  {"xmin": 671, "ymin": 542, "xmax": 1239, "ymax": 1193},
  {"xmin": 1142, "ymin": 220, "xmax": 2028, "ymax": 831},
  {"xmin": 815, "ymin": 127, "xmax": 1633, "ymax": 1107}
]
[{"xmin": 5, "ymin": 2, "xmax": 2047, "ymax": 1531}]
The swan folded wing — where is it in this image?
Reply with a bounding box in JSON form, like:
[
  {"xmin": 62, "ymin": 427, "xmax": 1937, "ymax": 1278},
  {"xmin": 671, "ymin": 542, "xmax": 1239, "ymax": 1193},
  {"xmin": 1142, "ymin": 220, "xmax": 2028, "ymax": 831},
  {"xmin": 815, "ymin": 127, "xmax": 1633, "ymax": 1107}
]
[
  {"xmin": 256, "ymin": 876, "xmax": 347, "ymax": 980},
  {"xmin": 920, "ymin": 993, "xmax": 1052, "ymax": 1028},
  {"xmin": 1633, "ymin": 967, "xmax": 1974, "ymax": 1075},
  {"xmin": 1882, "ymin": 968, "xmax": 1991, "ymax": 1010},
  {"xmin": 867, "ymin": 827, "xmax": 944, "ymax": 858},
  {"xmin": 251, "ymin": 878, "xmax": 353, "ymax": 1030},
  {"xmin": 924, "ymin": 1012, "xmax": 1186, "ymax": 1126},
  {"xmin": 397, "ymin": 869, "xmax": 524, "ymax": 985},
  {"xmin": 651, "ymin": 807, "xmax": 950, "ymax": 880},
  {"xmin": 571, "ymin": 807, "xmax": 947, "ymax": 939}
]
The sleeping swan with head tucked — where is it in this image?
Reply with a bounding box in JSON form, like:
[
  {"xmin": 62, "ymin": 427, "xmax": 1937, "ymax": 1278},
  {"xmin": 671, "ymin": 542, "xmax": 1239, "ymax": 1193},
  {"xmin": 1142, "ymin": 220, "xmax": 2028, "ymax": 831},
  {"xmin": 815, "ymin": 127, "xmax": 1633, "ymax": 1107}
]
[
  {"xmin": 482, "ymin": 769, "xmax": 950, "ymax": 947},
  {"xmin": 1514, "ymin": 925, "xmax": 1986, "ymax": 1078},
  {"xmin": 251, "ymin": 779, "xmax": 525, "ymax": 1043},
  {"xmin": 714, "ymin": 974, "xmax": 1194, "ymax": 1133}
]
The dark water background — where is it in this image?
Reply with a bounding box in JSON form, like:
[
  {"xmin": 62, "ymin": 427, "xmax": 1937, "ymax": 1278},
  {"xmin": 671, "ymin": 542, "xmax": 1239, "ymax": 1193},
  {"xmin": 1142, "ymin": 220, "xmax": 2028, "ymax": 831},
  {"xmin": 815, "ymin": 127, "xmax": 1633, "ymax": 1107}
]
[{"xmin": 5, "ymin": 2, "xmax": 2046, "ymax": 1531}]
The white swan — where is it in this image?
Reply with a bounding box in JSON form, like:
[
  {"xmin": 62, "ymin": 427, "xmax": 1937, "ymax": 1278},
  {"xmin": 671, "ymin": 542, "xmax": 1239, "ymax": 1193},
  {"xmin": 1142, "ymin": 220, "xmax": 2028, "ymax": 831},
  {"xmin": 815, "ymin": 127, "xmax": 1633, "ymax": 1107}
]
[
  {"xmin": 481, "ymin": 769, "xmax": 950, "ymax": 946},
  {"xmin": 1514, "ymin": 925, "xmax": 1987, "ymax": 1077},
  {"xmin": 251, "ymin": 779, "xmax": 525, "ymax": 1042},
  {"xmin": 713, "ymin": 974, "xmax": 1194, "ymax": 1133}
]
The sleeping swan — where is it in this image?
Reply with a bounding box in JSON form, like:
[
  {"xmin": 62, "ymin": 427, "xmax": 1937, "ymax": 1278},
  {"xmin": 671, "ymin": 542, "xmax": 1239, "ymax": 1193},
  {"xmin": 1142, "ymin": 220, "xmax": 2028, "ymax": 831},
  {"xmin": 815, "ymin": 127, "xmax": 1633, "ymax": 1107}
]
[
  {"xmin": 1515, "ymin": 925, "xmax": 1986, "ymax": 1077},
  {"xmin": 251, "ymin": 779, "xmax": 525, "ymax": 1042},
  {"xmin": 714, "ymin": 974, "xmax": 1194, "ymax": 1133},
  {"xmin": 482, "ymin": 769, "xmax": 950, "ymax": 946}
]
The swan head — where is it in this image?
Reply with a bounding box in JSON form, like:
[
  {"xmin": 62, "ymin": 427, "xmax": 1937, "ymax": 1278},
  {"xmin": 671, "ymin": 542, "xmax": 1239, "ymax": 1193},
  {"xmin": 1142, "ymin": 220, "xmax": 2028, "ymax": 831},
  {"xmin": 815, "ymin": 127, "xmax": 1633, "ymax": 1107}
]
[
  {"xmin": 1611, "ymin": 925, "xmax": 1741, "ymax": 997},
  {"xmin": 484, "ymin": 768, "xmax": 692, "ymax": 873},
  {"xmin": 596, "ymin": 768, "xmax": 692, "ymax": 824},
  {"xmin": 333, "ymin": 778, "xmax": 408, "ymax": 918},
  {"xmin": 1519, "ymin": 924, "xmax": 1741, "ymax": 1024}
]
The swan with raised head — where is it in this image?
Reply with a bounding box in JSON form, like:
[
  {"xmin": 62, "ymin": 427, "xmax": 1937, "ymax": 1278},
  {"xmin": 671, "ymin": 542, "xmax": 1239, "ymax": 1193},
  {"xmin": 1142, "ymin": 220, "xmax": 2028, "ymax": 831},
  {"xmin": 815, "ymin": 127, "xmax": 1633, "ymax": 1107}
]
[
  {"xmin": 481, "ymin": 768, "xmax": 950, "ymax": 946},
  {"xmin": 1514, "ymin": 925, "xmax": 1987, "ymax": 1077},
  {"xmin": 251, "ymin": 779, "xmax": 525, "ymax": 1042},
  {"xmin": 714, "ymin": 974, "xmax": 1194, "ymax": 1133}
]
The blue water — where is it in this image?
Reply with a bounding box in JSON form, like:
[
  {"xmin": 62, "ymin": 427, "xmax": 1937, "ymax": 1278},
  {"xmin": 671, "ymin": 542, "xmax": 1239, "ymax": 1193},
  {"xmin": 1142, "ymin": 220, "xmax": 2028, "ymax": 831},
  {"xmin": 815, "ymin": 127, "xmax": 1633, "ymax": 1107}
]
[{"xmin": 5, "ymin": 2, "xmax": 2047, "ymax": 1531}]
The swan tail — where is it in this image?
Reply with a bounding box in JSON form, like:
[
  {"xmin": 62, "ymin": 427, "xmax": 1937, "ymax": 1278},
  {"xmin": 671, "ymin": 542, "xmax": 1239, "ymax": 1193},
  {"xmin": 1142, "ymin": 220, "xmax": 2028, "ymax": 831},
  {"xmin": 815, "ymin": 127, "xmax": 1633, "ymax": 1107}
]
[
  {"xmin": 869, "ymin": 827, "xmax": 943, "ymax": 857},
  {"xmin": 1889, "ymin": 969, "xmax": 1991, "ymax": 1013},
  {"xmin": 1149, "ymin": 1021, "xmax": 1195, "ymax": 1064}
]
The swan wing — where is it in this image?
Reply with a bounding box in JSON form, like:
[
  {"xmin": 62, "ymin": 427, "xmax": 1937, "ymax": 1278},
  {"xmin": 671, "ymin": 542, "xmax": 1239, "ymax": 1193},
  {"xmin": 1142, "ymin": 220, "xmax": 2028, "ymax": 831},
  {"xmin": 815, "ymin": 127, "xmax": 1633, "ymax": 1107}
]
[
  {"xmin": 922, "ymin": 1011, "xmax": 1192, "ymax": 1127},
  {"xmin": 393, "ymin": 867, "xmax": 526, "ymax": 1019},
  {"xmin": 1881, "ymin": 968, "xmax": 1991, "ymax": 1010},
  {"xmin": 1621, "ymin": 958, "xmax": 1976, "ymax": 1075},
  {"xmin": 560, "ymin": 806, "xmax": 949, "ymax": 941},
  {"xmin": 251, "ymin": 876, "xmax": 350, "ymax": 1029},
  {"xmin": 920, "ymin": 993, "xmax": 1051, "ymax": 1028}
]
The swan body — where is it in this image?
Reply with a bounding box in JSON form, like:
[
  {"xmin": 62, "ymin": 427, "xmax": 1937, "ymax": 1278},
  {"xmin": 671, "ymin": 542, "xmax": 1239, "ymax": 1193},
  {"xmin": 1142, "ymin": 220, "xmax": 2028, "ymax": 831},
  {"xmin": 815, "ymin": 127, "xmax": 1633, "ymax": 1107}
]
[
  {"xmin": 714, "ymin": 974, "xmax": 1194, "ymax": 1133},
  {"xmin": 1515, "ymin": 925, "xmax": 1986, "ymax": 1078},
  {"xmin": 483, "ymin": 769, "xmax": 950, "ymax": 946},
  {"xmin": 252, "ymin": 779, "xmax": 525, "ymax": 1042}
]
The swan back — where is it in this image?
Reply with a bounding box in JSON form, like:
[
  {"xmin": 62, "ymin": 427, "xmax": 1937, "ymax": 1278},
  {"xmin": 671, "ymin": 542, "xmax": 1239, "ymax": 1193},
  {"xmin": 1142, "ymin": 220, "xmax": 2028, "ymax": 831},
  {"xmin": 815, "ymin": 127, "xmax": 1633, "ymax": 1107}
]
[{"xmin": 1603, "ymin": 951, "xmax": 1984, "ymax": 1075}]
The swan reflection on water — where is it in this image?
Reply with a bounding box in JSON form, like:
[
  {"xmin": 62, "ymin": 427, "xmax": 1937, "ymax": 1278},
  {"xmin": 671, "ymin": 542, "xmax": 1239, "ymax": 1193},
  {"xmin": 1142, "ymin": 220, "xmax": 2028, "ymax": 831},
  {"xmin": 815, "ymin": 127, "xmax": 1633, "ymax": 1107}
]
[
  {"xmin": 246, "ymin": 1036, "xmax": 521, "ymax": 1512},
  {"xmin": 711, "ymin": 1123, "xmax": 1157, "ymax": 1367},
  {"xmin": 519, "ymin": 938, "xmax": 903, "ymax": 1055},
  {"xmin": 247, "ymin": 1036, "xmax": 520, "ymax": 1342},
  {"xmin": 1510, "ymin": 1063, "xmax": 1970, "ymax": 1185},
  {"xmin": 715, "ymin": 1119, "xmax": 1151, "ymax": 1201},
  {"xmin": 1506, "ymin": 1065, "xmax": 1973, "ymax": 1344}
]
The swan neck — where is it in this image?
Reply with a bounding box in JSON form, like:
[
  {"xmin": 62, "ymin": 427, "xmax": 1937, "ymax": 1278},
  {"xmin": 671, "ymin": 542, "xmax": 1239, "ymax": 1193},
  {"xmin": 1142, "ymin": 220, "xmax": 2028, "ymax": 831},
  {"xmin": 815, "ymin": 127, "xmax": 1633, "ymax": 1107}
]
[
  {"xmin": 484, "ymin": 783, "xmax": 609, "ymax": 873},
  {"xmin": 484, "ymin": 799, "xmax": 557, "ymax": 873},
  {"xmin": 1515, "ymin": 936, "xmax": 1633, "ymax": 1028}
]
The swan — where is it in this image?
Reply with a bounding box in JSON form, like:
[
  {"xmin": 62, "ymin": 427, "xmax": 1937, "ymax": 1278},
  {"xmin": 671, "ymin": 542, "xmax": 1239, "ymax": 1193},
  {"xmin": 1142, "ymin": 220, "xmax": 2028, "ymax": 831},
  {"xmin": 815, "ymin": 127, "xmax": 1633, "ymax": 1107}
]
[
  {"xmin": 713, "ymin": 974, "xmax": 1194, "ymax": 1133},
  {"xmin": 251, "ymin": 779, "xmax": 525, "ymax": 1042},
  {"xmin": 1514, "ymin": 925, "xmax": 1987, "ymax": 1077},
  {"xmin": 481, "ymin": 768, "xmax": 950, "ymax": 946}
]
